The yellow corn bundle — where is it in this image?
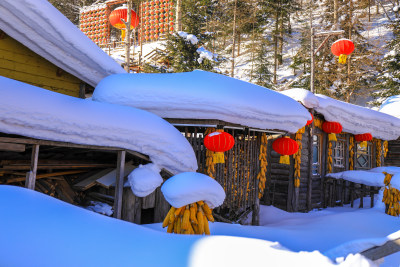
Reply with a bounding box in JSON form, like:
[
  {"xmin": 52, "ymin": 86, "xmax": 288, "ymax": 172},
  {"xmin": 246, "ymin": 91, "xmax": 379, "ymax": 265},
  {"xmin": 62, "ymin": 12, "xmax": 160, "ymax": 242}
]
[
  {"xmin": 205, "ymin": 127, "xmax": 216, "ymax": 178},
  {"xmin": 383, "ymin": 141, "xmax": 389, "ymax": 158},
  {"xmin": 256, "ymin": 133, "xmax": 269, "ymax": 198},
  {"xmin": 375, "ymin": 139, "xmax": 382, "ymax": 167},
  {"xmin": 162, "ymin": 201, "xmax": 215, "ymax": 235},
  {"xmin": 314, "ymin": 118, "xmax": 323, "ymax": 129},
  {"xmin": 349, "ymin": 136, "xmax": 354, "ymax": 170},
  {"xmin": 327, "ymin": 141, "xmax": 333, "ymax": 173},
  {"xmin": 294, "ymin": 127, "xmax": 305, "ymax": 188},
  {"xmin": 382, "ymin": 172, "xmax": 400, "ymax": 217}
]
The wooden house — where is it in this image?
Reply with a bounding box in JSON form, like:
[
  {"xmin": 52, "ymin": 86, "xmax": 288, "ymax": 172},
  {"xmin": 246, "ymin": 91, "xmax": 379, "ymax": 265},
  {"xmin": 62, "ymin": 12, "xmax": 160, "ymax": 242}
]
[{"xmin": 0, "ymin": 0, "xmax": 124, "ymax": 97}]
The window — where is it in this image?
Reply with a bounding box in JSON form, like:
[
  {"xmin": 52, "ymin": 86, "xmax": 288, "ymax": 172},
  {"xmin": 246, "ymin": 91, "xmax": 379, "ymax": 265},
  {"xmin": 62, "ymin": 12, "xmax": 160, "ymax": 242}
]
[
  {"xmin": 332, "ymin": 140, "xmax": 345, "ymax": 168},
  {"xmin": 356, "ymin": 143, "xmax": 372, "ymax": 169},
  {"xmin": 312, "ymin": 134, "xmax": 321, "ymax": 176}
]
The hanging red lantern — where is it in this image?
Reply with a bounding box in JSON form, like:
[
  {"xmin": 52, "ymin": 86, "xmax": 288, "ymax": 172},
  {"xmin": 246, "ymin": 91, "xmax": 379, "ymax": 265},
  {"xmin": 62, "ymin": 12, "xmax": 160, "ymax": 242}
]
[
  {"xmin": 354, "ymin": 133, "xmax": 372, "ymax": 148},
  {"xmin": 272, "ymin": 137, "xmax": 299, "ymax": 165},
  {"xmin": 306, "ymin": 113, "xmax": 314, "ymax": 126},
  {"xmin": 322, "ymin": 121, "xmax": 343, "ymax": 141},
  {"xmin": 160, "ymin": 28, "xmax": 164, "ymax": 33},
  {"xmin": 154, "ymin": 34, "xmax": 159, "ymax": 39},
  {"xmin": 169, "ymin": 26, "xmax": 174, "ymax": 32},
  {"xmin": 109, "ymin": 6, "xmax": 140, "ymax": 39},
  {"xmin": 204, "ymin": 131, "xmax": 235, "ymax": 164},
  {"xmin": 331, "ymin": 39, "xmax": 354, "ymax": 64}
]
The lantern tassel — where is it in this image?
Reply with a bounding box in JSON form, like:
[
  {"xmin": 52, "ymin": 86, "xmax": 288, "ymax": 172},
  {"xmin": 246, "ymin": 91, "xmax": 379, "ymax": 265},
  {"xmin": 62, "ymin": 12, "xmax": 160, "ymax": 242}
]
[
  {"xmin": 328, "ymin": 133, "xmax": 337, "ymax": 142},
  {"xmin": 338, "ymin": 54, "xmax": 347, "ymax": 64},
  {"xmin": 360, "ymin": 141, "xmax": 367, "ymax": 148},
  {"xmin": 121, "ymin": 29, "xmax": 126, "ymax": 40},
  {"xmin": 213, "ymin": 152, "xmax": 225, "ymax": 164},
  {"xmin": 279, "ymin": 155, "xmax": 290, "ymax": 165}
]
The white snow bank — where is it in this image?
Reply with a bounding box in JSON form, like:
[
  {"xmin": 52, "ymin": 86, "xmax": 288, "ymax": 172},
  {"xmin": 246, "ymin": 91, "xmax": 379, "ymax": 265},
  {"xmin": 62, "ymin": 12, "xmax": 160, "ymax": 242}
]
[
  {"xmin": 379, "ymin": 95, "xmax": 400, "ymax": 119},
  {"xmin": 128, "ymin": 163, "xmax": 163, "ymax": 197},
  {"xmin": 0, "ymin": 186, "xmax": 373, "ymax": 267},
  {"xmin": 85, "ymin": 201, "xmax": 113, "ymax": 216},
  {"xmin": 161, "ymin": 172, "xmax": 226, "ymax": 209},
  {"xmin": 0, "ymin": 76, "xmax": 197, "ymax": 174},
  {"xmin": 92, "ymin": 71, "xmax": 311, "ymax": 133},
  {"xmin": 281, "ymin": 89, "xmax": 400, "ymax": 140},
  {"xmin": 0, "ymin": 0, "xmax": 125, "ymax": 87},
  {"xmin": 326, "ymin": 167, "xmax": 400, "ymax": 189}
]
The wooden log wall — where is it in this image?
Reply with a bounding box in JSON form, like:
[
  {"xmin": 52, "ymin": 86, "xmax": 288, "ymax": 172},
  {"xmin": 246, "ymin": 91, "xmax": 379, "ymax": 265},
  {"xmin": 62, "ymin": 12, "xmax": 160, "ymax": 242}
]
[
  {"xmin": 385, "ymin": 139, "xmax": 400, "ymax": 167},
  {"xmin": 178, "ymin": 126, "xmax": 261, "ymax": 221}
]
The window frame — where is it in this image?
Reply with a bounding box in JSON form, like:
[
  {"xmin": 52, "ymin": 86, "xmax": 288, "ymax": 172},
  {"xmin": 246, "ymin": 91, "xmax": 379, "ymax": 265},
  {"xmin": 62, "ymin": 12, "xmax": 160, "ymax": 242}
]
[
  {"xmin": 355, "ymin": 142, "xmax": 372, "ymax": 170},
  {"xmin": 312, "ymin": 134, "xmax": 322, "ymax": 176}
]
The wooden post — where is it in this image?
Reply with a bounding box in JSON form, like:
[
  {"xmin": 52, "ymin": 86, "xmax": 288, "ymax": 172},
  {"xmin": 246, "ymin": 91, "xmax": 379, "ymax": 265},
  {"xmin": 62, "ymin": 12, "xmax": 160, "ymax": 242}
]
[
  {"xmin": 307, "ymin": 111, "xmax": 314, "ymax": 211},
  {"xmin": 114, "ymin": 150, "xmax": 126, "ymax": 219},
  {"xmin": 252, "ymin": 197, "xmax": 260, "ymax": 226},
  {"xmin": 25, "ymin": 144, "xmax": 39, "ymax": 190}
]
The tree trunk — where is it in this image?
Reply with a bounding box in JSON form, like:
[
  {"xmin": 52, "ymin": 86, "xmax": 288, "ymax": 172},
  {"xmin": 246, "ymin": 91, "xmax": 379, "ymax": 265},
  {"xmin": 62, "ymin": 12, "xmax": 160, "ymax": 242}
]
[
  {"xmin": 175, "ymin": 0, "xmax": 182, "ymax": 32},
  {"xmin": 230, "ymin": 0, "xmax": 238, "ymax": 77},
  {"xmin": 273, "ymin": 8, "xmax": 280, "ymax": 84},
  {"xmin": 124, "ymin": 0, "xmax": 133, "ymax": 72},
  {"xmin": 334, "ymin": 0, "xmax": 339, "ymax": 27}
]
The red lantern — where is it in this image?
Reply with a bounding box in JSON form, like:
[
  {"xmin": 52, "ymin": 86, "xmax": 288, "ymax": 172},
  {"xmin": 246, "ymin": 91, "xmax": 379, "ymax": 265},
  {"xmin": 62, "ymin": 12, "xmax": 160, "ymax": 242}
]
[
  {"xmin": 154, "ymin": 34, "xmax": 159, "ymax": 39},
  {"xmin": 322, "ymin": 121, "xmax": 343, "ymax": 141},
  {"xmin": 331, "ymin": 39, "xmax": 354, "ymax": 64},
  {"xmin": 354, "ymin": 133, "xmax": 372, "ymax": 148},
  {"xmin": 306, "ymin": 113, "xmax": 313, "ymax": 126},
  {"xmin": 109, "ymin": 7, "xmax": 140, "ymax": 30},
  {"xmin": 204, "ymin": 131, "xmax": 235, "ymax": 164},
  {"xmin": 272, "ymin": 137, "xmax": 299, "ymax": 165}
]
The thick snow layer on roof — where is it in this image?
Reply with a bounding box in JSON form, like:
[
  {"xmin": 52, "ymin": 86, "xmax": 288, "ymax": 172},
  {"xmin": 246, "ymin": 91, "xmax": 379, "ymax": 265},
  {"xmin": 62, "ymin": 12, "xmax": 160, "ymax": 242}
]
[
  {"xmin": 281, "ymin": 89, "xmax": 400, "ymax": 140},
  {"xmin": 92, "ymin": 71, "xmax": 311, "ymax": 133},
  {"xmin": 0, "ymin": 0, "xmax": 125, "ymax": 87},
  {"xmin": 0, "ymin": 76, "xmax": 197, "ymax": 174},
  {"xmin": 161, "ymin": 172, "xmax": 226, "ymax": 209},
  {"xmin": 127, "ymin": 164, "xmax": 163, "ymax": 197},
  {"xmin": 0, "ymin": 186, "xmax": 374, "ymax": 267},
  {"xmin": 379, "ymin": 95, "xmax": 400, "ymax": 119},
  {"xmin": 326, "ymin": 167, "xmax": 400, "ymax": 189}
]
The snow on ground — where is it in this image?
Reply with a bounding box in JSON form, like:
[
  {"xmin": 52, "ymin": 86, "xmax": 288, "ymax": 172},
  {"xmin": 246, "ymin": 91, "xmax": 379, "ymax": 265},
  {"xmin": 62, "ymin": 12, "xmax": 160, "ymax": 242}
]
[
  {"xmin": 0, "ymin": 185, "xmax": 381, "ymax": 267},
  {"xmin": 380, "ymin": 95, "xmax": 400, "ymax": 119},
  {"xmin": 161, "ymin": 172, "xmax": 226, "ymax": 209},
  {"xmin": 0, "ymin": 0, "xmax": 125, "ymax": 87},
  {"xmin": 92, "ymin": 70, "xmax": 311, "ymax": 133},
  {"xmin": 128, "ymin": 163, "xmax": 163, "ymax": 197},
  {"xmin": 282, "ymin": 88, "xmax": 400, "ymax": 140},
  {"xmin": 0, "ymin": 76, "xmax": 197, "ymax": 174}
]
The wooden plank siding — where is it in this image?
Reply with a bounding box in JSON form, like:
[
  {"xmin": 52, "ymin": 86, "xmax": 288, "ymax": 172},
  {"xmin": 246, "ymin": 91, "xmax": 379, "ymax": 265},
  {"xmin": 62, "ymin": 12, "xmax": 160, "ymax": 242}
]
[
  {"xmin": 385, "ymin": 139, "xmax": 400, "ymax": 167},
  {"xmin": 0, "ymin": 31, "xmax": 82, "ymax": 97}
]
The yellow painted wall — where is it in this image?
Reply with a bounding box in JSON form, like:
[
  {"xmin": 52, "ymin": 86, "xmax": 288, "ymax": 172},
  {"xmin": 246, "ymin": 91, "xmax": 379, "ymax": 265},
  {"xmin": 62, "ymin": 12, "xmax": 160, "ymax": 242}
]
[{"xmin": 0, "ymin": 31, "xmax": 82, "ymax": 97}]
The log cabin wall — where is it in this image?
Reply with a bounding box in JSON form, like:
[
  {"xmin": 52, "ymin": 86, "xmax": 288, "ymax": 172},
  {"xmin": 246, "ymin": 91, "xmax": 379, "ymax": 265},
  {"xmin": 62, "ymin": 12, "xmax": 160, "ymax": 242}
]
[
  {"xmin": 384, "ymin": 138, "xmax": 400, "ymax": 167},
  {"xmin": 0, "ymin": 30, "xmax": 83, "ymax": 97}
]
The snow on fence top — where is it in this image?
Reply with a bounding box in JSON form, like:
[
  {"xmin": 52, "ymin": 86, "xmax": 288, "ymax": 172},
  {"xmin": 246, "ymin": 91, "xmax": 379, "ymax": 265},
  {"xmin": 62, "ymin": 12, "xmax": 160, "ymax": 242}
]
[
  {"xmin": 281, "ymin": 89, "xmax": 400, "ymax": 140},
  {"xmin": 92, "ymin": 71, "xmax": 311, "ymax": 133},
  {"xmin": 0, "ymin": 0, "xmax": 125, "ymax": 87},
  {"xmin": 379, "ymin": 95, "xmax": 400, "ymax": 119},
  {"xmin": 0, "ymin": 76, "xmax": 198, "ymax": 174}
]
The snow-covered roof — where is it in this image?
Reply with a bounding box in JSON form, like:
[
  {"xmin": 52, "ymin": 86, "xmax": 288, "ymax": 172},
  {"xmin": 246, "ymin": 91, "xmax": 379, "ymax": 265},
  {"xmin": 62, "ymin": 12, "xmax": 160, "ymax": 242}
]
[
  {"xmin": 0, "ymin": 76, "xmax": 197, "ymax": 174},
  {"xmin": 0, "ymin": 0, "xmax": 125, "ymax": 87},
  {"xmin": 92, "ymin": 71, "xmax": 312, "ymax": 133},
  {"xmin": 379, "ymin": 95, "xmax": 400, "ymax": 119},
  {"xmin": 281, "ymin": 89, "xmax": 400, "ymax": 140}
]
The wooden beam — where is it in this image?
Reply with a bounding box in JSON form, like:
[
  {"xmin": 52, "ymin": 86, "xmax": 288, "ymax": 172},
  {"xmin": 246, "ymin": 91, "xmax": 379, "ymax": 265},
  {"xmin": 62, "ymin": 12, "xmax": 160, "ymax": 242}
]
[
  {"xmin": 7, "ymin": 170, "xmax": 87, "ymax": 184},
  {"xmin": 0, "ymin": 142, "xmax": 25, "ymax": 152},
  {"xmin": 361, "ymin": 237, "xmax": 400, "ymax": 261},
  {"xmin": 114, "ymin": 150, "xmax": 126, "ymax": 219},
  {"xmin": 25, "ymin": 144, "xmax": 39, "ymax": 190}
]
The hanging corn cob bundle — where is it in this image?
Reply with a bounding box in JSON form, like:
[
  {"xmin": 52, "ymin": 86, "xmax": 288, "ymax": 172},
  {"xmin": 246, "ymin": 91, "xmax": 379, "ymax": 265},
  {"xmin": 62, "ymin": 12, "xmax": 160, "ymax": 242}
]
[
  {"xmin": 204, "ymin": 127, "xmax": 216, "ymax": 178},
  {"xmin": 375, "ymin": 139, "xmax": 382, "ymax": 167},
  {"xmin": 162, "ymin": 201, "xmax": 215, "ymax": 235},
  {"xmin": 382, "ymin": 172, "xmax": 400, "ymax": 217},
  {"xmin": 349, "ymin": 136, "xmax": 354, "ymax": 170},
  {"xmin": 257, "ymin": 133, "xmax": 268, "ymax": 198},
  {"xmin": 294, "ymin": 127, "xmax": 305, "ymax": 188},
  {"xmin": 383, "ymin": 141, "xmax": 389, "ymax": 158},
  {"xmin": 314, "ymin": 118, "xmax": 323, "ymax": 129},
  {"xmin": 327, "ymin": 141, "xmax": 333, "ymax": 173}
]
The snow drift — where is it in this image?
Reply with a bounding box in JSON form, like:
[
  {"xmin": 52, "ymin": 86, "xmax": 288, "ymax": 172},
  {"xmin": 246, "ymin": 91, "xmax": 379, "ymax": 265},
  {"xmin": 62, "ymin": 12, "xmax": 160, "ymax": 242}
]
[
  {"xmin": 0, "ymin": 76, "xmax": 197, "ymax": 174},
  {"xmin": 92, "ymin": 71, "xmax": 312, "ymax": 133},
  {"xmin": 379, "ymin": 95, "xmax": 400, "ymax": 119}
]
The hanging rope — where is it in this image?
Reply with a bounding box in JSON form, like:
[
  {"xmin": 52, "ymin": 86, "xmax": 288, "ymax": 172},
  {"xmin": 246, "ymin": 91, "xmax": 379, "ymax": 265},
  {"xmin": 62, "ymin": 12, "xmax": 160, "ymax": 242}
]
[
  {"xmin": 294, "ymin": 127, "xmax": 305, "ymax": 188},
  {"xmin": 349, "ymin": 136, "xmax": 354, "ymax": 170},
  {"xmin": 257, "ymin": 133, "xmax": 268, "ymax": 199}
]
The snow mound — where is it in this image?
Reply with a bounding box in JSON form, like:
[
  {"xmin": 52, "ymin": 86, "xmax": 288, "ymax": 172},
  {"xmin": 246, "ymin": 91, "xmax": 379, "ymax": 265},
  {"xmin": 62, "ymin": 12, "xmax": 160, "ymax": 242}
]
[
  {"xmin": 92, "ymin": 71, "xmax": 311, "ymax": 133},
  {"xmin": 379, "ymin": 95, "xmax": 400, "ymax": 119},
  {"xmin": 161, "ymin": 172, "xmax": 225, "ymax": 208},
  {"xmin": 85, "ymin": 201, "xmax": 113, "ymax": 216},
  {"xmin": 281, "ymin": 89, "xmax": 400, "ymax": 140},
  {"xmin": 0, "ymin": 76, "xmax": 197, "ymax": 174},
  {"xmin": 0, "ymin": 0, "xmax": 125, "ymax": 87},
  {"xmin": 128, "ymin": 163, "xmax": 163, "ymax": 197}
]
